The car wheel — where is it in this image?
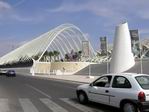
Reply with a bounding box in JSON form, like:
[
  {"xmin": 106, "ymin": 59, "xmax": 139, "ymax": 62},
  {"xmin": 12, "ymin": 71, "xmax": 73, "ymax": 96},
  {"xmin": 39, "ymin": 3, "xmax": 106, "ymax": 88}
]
[
  {"xmin": 122, "ymin": 102, "xmax": 140, "ymax": 112},
  {"xmin": 78, "ymin": 91, "xmax": 88, "ymax": 104}
]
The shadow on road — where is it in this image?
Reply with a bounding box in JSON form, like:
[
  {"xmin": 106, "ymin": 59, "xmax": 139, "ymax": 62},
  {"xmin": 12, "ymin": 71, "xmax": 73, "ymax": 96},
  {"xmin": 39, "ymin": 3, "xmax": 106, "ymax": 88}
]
[{"xmin": 71, "ymin": 98, "xmax": 119, "ymax": 112}]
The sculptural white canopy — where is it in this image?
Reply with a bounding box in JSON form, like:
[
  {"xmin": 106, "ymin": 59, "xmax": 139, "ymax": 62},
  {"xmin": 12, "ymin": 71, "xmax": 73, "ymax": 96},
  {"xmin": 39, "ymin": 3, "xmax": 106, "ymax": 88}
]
[
  {"xmin": 0, "ymin": 24, "xmax": 95, "ymax": 65},
  {"xmin": 110, "ymin": 22, "xmax": 135, "ymax": 73}
]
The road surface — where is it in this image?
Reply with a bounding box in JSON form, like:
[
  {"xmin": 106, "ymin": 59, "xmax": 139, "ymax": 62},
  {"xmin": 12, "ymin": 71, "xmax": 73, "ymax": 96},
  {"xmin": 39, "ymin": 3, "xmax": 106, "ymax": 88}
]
[{"xmin": 0, "ymin": 73, "xmax": 118, "ymax": 112}]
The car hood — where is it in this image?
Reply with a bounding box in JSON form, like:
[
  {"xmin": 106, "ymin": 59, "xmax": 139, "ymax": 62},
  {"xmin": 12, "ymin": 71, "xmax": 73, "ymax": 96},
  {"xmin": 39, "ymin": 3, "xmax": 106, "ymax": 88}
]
[{"xmin": 77, "ymin": 84, "xmax": 90, "ymax": 90}]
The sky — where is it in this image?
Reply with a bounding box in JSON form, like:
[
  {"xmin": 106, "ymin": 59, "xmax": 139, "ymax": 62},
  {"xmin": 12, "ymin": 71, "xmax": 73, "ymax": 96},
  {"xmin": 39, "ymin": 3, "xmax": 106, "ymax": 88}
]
[{"xmin": 0, "ymin": 0, "xmax": 149, "ymax": 56}]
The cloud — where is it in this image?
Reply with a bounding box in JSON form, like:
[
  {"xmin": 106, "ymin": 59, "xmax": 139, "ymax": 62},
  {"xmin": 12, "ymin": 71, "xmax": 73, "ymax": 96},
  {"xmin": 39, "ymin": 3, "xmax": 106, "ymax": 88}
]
[
  {"xmin": 0, "ymin": 0, "xmax": 45, "ymax": 23},
  {"xmin": 13, "ymin": 0, "xmax": 26, "ymax": 7},
  {"xmin": 11, "ymin": 14, "xmax": 46, "ymax": 23},
  {"xmin": 46, "ymin": 0, "xmax": 149, "ymax": 38},
  {"xmin": 48, "ymin": 0, "xmax": 149, "ymax": 21},
  {"xmin": 138, "ymin": 10, "xmax": 149, "ymax": 20},
  {"xmin": 48, "ymin": 0, "xmax": 122, "ymax": 17},
  {"xmin": 0, "ymin": 38, "xmax": 29, "ymax": 56},
  {"xmin": 0, "ymin": 38, "xmax": 18, "ymax": 56},
  {"xmin": 0, "ymin": 1, "xmax": 11, "ymax": 11},
  {"xmin": 138, "ymin": 28, "xmax": 149, "ymax": 39},
  {"xmin": 49, "ymin": 1, "xmax": 105, "ymax": 16},
  {"xmin": 10, "ymin": 14, "xmax": 33, "ymax": 22},
  {"xmin": 140, "ymin": 29, "xmax": 149, "ymax": 34},
  {"xmin": 47, "ymin": 0, "xmax": 129, "ymax": 28},
  {"xmin": 0, "ymin": 1, "xmax": 13, "ymax": 19},
  {"xmin": 17, "ymin": 40, "xmax": 28, "ymax": 46},
  {"xmin": 11, "ymin": 14, "xmax": 38, "ymax": 22}
]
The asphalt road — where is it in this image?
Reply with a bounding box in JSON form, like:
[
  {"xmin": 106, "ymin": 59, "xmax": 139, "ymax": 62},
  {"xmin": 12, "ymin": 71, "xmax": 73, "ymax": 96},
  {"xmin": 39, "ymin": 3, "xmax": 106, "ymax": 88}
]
[{"xmin": 0, "ymin": 73, "xmax": 118, "ymax": 112}]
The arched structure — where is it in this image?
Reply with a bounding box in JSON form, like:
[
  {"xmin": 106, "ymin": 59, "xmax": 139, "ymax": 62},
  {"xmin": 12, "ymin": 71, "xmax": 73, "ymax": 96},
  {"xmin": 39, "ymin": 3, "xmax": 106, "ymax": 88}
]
[{"xmin": 0, "ymin": 24, "xmax": 95, "ymax": 65}]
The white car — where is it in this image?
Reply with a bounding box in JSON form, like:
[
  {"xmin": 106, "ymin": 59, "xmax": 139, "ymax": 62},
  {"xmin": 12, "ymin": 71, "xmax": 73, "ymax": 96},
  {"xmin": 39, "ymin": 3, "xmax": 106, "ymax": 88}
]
[
  {"xmin": 76, "ymin": 73, "xmax": 149, "ymax": 112},
  {"xmin": 0, "ymin": 69, "xmax": 7, "ymax": 75}
]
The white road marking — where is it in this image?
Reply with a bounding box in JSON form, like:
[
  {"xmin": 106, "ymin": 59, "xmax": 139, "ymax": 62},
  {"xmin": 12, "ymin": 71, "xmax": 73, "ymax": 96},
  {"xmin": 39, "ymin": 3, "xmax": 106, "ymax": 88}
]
[
  {"xmin": 0, "ymin": 99, "xmax": 9, "ymax": 112},
  {"xmin": 25, "ymin": 84, "xmax": 51, "ymax": 98},
  {"xmin": 60, "ymin": 98, "xmax": 103, "ymax": 112},
  {"xmin": 40, "ymin": 98, "xmax": 68, "ymax": 112},
  {"xmin": 19, "ymin": 98, "xmax": 39, "ymax": 112}
]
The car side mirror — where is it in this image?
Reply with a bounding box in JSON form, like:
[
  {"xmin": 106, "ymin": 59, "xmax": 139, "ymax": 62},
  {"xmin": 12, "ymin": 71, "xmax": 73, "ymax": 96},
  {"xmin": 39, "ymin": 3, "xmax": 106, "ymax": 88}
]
[{"xmin": 89, "ymin": 83, "xmax": 93, "ymax": 87}]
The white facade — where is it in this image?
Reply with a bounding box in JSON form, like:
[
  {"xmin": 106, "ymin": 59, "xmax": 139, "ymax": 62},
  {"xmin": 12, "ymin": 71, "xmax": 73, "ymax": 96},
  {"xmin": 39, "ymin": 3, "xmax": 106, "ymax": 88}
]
[{"xmin": 110, "ymin": 22, "xmax": 135, "ymax": 73}]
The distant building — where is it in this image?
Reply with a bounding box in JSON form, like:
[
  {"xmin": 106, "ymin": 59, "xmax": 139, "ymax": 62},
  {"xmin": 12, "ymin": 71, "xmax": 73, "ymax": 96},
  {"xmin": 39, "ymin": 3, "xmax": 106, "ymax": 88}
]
[
  {"xmin": 100, "ymin": 36, "xmax": 107, "ymax": 55},
  {"xmin": 130, "ymin": 30, "xmax": 140, "ymax": 57}
]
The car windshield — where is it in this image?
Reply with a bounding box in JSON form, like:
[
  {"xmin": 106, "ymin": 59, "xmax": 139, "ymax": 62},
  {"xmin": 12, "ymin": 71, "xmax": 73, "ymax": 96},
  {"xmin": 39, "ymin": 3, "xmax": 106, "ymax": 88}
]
[{"xmin": 135, "ymin": 76, "xmax": 149, "ymax": 89}]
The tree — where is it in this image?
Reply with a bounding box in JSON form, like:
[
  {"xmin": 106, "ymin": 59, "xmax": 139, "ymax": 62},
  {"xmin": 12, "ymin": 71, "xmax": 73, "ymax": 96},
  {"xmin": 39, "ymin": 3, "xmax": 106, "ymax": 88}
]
[
  {"xmin": 53, "ymin": 50, "xmax": 60, "ymax": 61},
  {"xmin": 45, "ymin": 51, "xmax": 49, "ymax": 61},
  {"xmin": 78, "ymin": 50, "xmax": 82, "ymax": 61},
  {"xmin": 48, "ymin": 51, "xmax": 54, "ymax": 62},
  {"xmin": 65, "ymin": 54, "xmax": 69, "ymax": 61},
  {"xmin": 32, "ymin": 54, "xmax": 40, "ymax": 60},
  {"xmin": 72, "ymin": 52, "xmax": 78, "ymax": 61}
]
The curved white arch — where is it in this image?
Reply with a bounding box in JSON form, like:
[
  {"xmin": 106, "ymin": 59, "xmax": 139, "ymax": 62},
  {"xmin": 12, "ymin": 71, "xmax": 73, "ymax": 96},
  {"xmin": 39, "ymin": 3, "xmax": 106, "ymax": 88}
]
[{"xmin": 0, "ymin": 23, "xmax": 96, "ymax": 65}]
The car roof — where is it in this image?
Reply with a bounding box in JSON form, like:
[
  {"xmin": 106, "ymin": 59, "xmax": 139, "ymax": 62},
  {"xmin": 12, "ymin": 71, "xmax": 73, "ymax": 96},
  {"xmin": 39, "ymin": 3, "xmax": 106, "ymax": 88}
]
[{"xmin": 102, "ymin": 73, "xmax": 149, "ymax": 77}]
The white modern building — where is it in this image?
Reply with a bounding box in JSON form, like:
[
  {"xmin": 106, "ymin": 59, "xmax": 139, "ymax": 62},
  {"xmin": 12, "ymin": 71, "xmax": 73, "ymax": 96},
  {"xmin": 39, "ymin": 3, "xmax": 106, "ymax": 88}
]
[
  {"xmin": 0, "ymin": 24, "xmax": 95, "ymax": 65},
  {"xmin": 0, "ymin": 22, "xmax": 148, "ymax": 75}
]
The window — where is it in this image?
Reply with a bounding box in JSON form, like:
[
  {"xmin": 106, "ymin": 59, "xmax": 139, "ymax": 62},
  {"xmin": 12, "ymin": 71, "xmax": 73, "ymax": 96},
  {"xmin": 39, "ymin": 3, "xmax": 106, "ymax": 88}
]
[
  {"xmin": 93, "ymin": 76, "xmax": 112, "ymax": 87},
  {"xmin": 112, "ymin": 76, "xmax": 131, "ymax": 88},
  {"xmin": 136, "ymin": 76, "xmax": 149, "ymax": 89}
]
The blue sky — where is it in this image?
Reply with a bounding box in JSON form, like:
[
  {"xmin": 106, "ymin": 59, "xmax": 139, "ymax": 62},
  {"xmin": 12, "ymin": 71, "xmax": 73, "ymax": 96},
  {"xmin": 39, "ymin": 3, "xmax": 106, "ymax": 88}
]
[{"xmin": 0, "ymin": 0, "xmax": 149, "ymax": 56}]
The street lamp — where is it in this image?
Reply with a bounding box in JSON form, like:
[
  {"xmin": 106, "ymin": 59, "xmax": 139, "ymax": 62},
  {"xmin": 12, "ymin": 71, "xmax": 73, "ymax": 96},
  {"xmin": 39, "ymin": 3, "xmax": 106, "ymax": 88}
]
[
  {"xmin": 106, "ymin": 38, "xmax": 109, "ymax": 74},
  {"xmin": 139, "ymin": 34, "xmax": 143, "ymax": 74},
  {"xmin": 88, "ymin": 42, "xmax": 94, "ymax": 79}
]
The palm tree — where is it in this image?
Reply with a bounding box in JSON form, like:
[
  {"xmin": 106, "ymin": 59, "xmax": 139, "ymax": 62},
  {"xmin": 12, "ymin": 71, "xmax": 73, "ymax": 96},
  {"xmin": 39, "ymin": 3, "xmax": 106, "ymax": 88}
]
[
  {"xmin": 45, "ymin": 51, "xmax": 49, "ymax": 61},
  {"xmin": 53, "ymin": 50, "xmax": 60, "ymax": 61},
  {"xmin": 32, "ymin": 55, "xmax": 39, "ymax": 60},
  {"xmin": 65, "ymin": 54, "xmax": 69, "ymax": 61},
  {"xmin": 78, "ymin": 50, "xmax": 82, "ymax": 61},
  {"xmin": 32, "ymin": 52, "xmax": 42, "ymax": 61},
  {"xmin": 48, "ymin": 51, "xmax": 54, "ymax": 62}
]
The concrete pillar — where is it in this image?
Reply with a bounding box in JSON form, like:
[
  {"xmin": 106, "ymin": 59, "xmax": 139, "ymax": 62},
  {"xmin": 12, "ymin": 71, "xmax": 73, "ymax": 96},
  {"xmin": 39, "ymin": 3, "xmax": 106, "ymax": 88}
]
[
  {"xmin": 110, "ymin": 22, "xmax": 135, "ymax": 73},
  {"xmin": 30, "ymin": 58, "xmax": 36, "ymax": 76}
]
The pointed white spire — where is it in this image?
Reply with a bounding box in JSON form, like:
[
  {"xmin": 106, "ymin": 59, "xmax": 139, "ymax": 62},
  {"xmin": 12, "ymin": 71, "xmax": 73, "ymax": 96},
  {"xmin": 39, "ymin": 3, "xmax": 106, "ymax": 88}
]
[{"xmin": 110, "ymin": 22, "xmax": 135, "ymax": 73}]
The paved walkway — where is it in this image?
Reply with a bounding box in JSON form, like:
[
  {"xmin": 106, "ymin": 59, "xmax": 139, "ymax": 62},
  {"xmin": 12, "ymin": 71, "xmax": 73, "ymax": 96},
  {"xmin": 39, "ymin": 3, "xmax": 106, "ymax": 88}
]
[
  {"xmin": 16, "ymin": 71, "xmax": 99, "ymax": 83},
  {"xmin": 35, "ymin": 74, "xmax": 99, "ymax": 83},
  {"xmin": 12, "ymin": 68, "xmax": 99, "ymax": 83}
]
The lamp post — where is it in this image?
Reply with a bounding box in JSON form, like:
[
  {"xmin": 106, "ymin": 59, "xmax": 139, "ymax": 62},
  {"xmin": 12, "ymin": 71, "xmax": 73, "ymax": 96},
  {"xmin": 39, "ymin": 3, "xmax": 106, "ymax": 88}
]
[
  {"xmin": 88, "ymin": 41, "xmax": 94, "ymax": 78},
  {"xmin": 31, "ymin": 58, "xmax": 36, "ymax": 76},
  {"xmin": 106, "ymin": 38, "xmax": 109, "ymax": 74},
  {"xmin": 139, "ymin": 34, "xmax": 143, "ymax": 74}
]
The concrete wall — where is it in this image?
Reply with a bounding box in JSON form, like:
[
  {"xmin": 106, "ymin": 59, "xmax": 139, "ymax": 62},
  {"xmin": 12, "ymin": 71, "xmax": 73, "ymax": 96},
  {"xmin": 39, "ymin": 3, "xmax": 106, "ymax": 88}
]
[
  {"xmin": 126, "ymin": 59, "xmax": 149, "ymax": 74},
  {"xmin": 33, "ymin": 62, "xmax": 51, "ymax": 74},
  {"xmin": 74, "ymin": 63, "xmax": 108, "ymax": 75},
  {"xmin": 32, "ymin": 62, "xmax": 90, "ymax": 75},
  {"xmin": 30, "ymin": 59, "xmax": 149, "ymax": 76}
]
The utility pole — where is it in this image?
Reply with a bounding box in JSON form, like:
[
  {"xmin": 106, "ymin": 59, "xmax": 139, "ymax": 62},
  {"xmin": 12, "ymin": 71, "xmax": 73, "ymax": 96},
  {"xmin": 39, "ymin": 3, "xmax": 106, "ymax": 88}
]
[
  {"xmin": 106, "ymin": 38, "xmax": 109, "ymax": 74},
  {"xmin": 139, "ymin": 34, "xmax": 143, "ymax": 74},
  {"xmin": 88, "ymin": 41, "xmax": 94, "ymax": 78}
]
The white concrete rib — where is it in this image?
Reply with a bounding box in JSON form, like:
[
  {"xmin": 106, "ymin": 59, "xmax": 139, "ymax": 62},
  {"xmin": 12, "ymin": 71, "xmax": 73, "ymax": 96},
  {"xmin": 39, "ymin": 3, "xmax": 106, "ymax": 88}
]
[{"xmin": 0, "ymin": 24, "xmax": 95, "ymax": 65}]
